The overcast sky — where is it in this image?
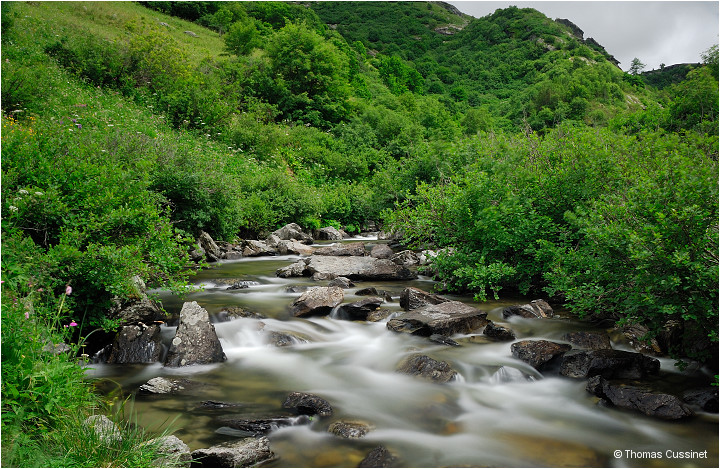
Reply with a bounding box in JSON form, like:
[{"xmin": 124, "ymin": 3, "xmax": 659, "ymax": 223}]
[{"xmin": 447, "ymin": 1, "xmax": 719, "ymax": 71}]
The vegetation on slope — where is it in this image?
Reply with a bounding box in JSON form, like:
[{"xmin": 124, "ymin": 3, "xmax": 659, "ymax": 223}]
[{"xmin": 1, "ymin": 1, "xmax": 717, "ymax": 465}]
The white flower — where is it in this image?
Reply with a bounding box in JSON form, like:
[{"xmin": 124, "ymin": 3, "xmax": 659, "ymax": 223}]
[
  {"xmin": 9, "ymin": 205, "xmax": 18, "ymax": 212},
  {"xmin": 18, "ymin": 189, "xmax": 28, "ymax": 195},
  {"xmin": 34, "ymin": 191, "xmax": 43, "ymax": 196}
]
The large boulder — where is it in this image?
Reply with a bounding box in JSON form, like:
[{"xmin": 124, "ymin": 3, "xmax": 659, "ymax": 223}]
[
  {"xmin": 272, "ymin": 223, "xmax": 314, "ymax": 244},
  {"xmin": 305, "ymin": 256, "xmax": 417, "ymax": 281},
  {"xmin": 317, "ymin": 226, "xmax": 344, "ymax": 240},
  {"xmin": 502, "ymin": 300, "xmax": 553, "ymax": 319},
  {"xmin": 276, "ymin": 259, "xmax": 309, "ymax": 278},
  {"xmin": 314, "ymin": 242, "xmax": 366, "ymax": 257},
  {"xmin": 559, "ymin": 349, "xmax": 660, "ymax": 379},
  {"xmin": 561, "ymin": 331, "xmax": 612, "ymax": 350},
  {"xmin": 335, "ymin": 297, "xmax": 385, "ymax": 321},
  {"xmin": 282, "ymin": 392, "xmax": 334, "ymax": 417},
  {"xmin": 289, "ymin": 287, "xmax": 344, "ymax": 318},
  {"xmin": 399, "ymin": 287, "xmax": 449, "ymax": 311},
  {"xmin": 242, "ymin": 240, "xmax": 276, "ymax": 257},
  {"xmin": 369, "ymin": 244, "xmax": 394, "ymax": 259},
  {"xmin": 276, "ymin": 240, "xmax": 314, "ymax": 256},
  {"xmin": 483, "ymin": 321, "xmax": 516, "ymax": 341},
  {"xmin": 511, "ymin": 340, "xmax": 572, "ymax": 370},
  {"xmin": 164, "ymin": 302, "xmax": 226, "ymax": 367},
  {"xmin": 191, "ymin": 437, "xmax": 275, "ymax": 467},
  {"xmin": 396, "ymin": 353, "xmax": 458, "ymax": 383},
  {"xmin": 198, "ymin": 231, "xmax": 222, "ymax": 262},
  {"xmin": 107, "ymin": 324, "xmax": 163, "ymax": 364},
  {"xmin": 587, "ymin": 376, "xmax": 694, "ymax": 420},
  {"xmin": 387, "ymin": 301, "xmax": 487, "ymax": 337}
]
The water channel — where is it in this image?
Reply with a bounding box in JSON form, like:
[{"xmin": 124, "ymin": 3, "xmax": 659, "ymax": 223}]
[{"xmin": 87, "ymin": 237, "xmax": 718, "ymax": 467}]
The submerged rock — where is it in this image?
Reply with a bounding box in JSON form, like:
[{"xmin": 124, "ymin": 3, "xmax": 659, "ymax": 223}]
[
  {"xmin": 192, "ymin": 436, "xmax": 275, "ymax": 467},
  {"xmin": 164, "ymin": 302, "xmax": 226, "ymax": 367},
  {"xmin": 396, "ymin": 353, "xmax": 458, "ymax": 383},
  {"xmin": 289, "ymin": 286, "xmax": 344, "ymax": 318},
  {"xmin": 502, "ymin": 299, "xmax": 553, "ymax": 319},
  {"xmin": 328, "ymin": 276, "xmax": 355, "ymax": 289},
  {"xmin": 511, "ymin": 340, "xmax": 572, "ymax": 370},
  {"xmin": 138, "ymin": 377, "xmax": 202, "ymax": 395},
  {"xmin": 559, "ymin": 349, "xmax": 660, "ymax": 379},
  {"xmin": 327, "ymin": 419, "xmax": 373, "ymax": 439},
  {"xmin": 216, "ymin": 414, "xmax": 310, "ymax": 437},
  {"xmin": 387, "ymin": 301, "xmax": 487, "ymax": 337},
  {"xmin": 587, "ymin": 376, "xmax": 694, "ymax": 420}
]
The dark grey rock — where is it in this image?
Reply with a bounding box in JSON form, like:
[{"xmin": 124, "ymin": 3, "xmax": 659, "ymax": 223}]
[
  {"xmin": 272, "ymin": 223, "xmax": 314, "ymax": 244},
  {"xmin": 562, "ymin": 331, "xmax": 612, "ymax": 350},
  {"xmin": 336, "ymin": 297, "xmax": 385, "ymax": 321},
  {"xmin": 327, "ymin": 419, "xmax": 372, "ymax": 439},
  {"xmin": 390, "ymin": 250, "xmax": 421, "ymax": 267},
  {"xmin": 560, "ymin": 349, "xmax": 660, "ymax": 379},
  {"xmin": 355, "ymin": 287, "xmax": 379, "ymax": 296},
  {"xmin": 369, "ymin": 244, "xmax": 394, "ymax": 259},
  {"xmin": 396, "ymin": 353, "xmax": 458, "ymax": 383},
  {"xmin": 198, "ymin": 231, "xmax": 222, "ymax": 262},
  {"xmin": 107, "ymin": 324, "xmax": 163, "ymax": 364},
  {"xmin": 587, "ymin": 376, "xmax": 694, "ymax": 420},
  {"xmin": 164, "ymin": 302, "xmax": 226, "ymax": 367},
  {"xmin": 483, "ymin": 321, "xmax": 516, "ymax": 341},
  {"xmin": 387, "ymin": 301, "xmax": 487, "ymax": 337},
  {"xmin": 317, "ymin": 226, "xmax": 344, "ymax": 240},
  {"xmin": 191, "ymin": 437, "xmax": 274, "ymax": 467},
  {"xmin": 367, "ymin": 309, "xmax": 394, "ymax": 322},
  {"xmin": 108, "ymin": 296, "xmax": 165, "ymax": 326},
  {"xmin": 242, "ymin": 240, "xmax": 276, "ymax": 257},
  {"xmin": 282, "ymin": 392, "xmax": 333, "ymax": 417},
  {"xmin": 266, "ymin": 331, "xmax": 306, "ymax": 347},
  {"xmin": 502, "ymin": 299, "xmax": 553, "ymax": 319},
  {"xmin": 682, "ymin": 387, "xmax": 719, "ymax": 413},
  {"xmin": 289, "ymin": 287, "xmax": 344, "ymax": 318},
  {"xmin": 215, "ymin": 415, "xmax": 310, "ymax": 437},
  {"xmin": 511, "ymin": 340, "xmax": 572, "ymax": 370},
  {"xmin": 399, "ymin": 287, "xmax": 449, "ymax": 311},
  {"xmin": 328, "ymin": 276, "xmax": 355, "ymax": 289},
  {"xmin": 358, "ymin": 445, "xmax": 398, "ymax": 468},
  {"xmin": 220, "ymin": 306, "xmax": 265, "ymax": 320}
]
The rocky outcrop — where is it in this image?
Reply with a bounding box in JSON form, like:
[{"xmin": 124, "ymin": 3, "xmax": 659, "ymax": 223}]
[
  {"xmin": 164, "ymin": 302, "xmax": 226, "ymax": 367},
  {"xmin": 327, "ymin": 419, "xmax": 373, "ymax": 439},
  {"xmin": 335, "ymin": 297, "xmax": 385, "ymax": 321},
  {"xmin": 559, "ymin": 349, "xmax": 660, "ymax": 380},
  {"xmin": 561, "ymin": 331, "xmax": 612, "ymax": 350},
  {"xmin": 511, "ymin": 340, "xmax": 572, "ymax": 370},
  {"xmin": 282, "ymin": 392, "xmax": 334, "ymax": 417},
  {"xmin": 316, "ymin": 226, "xmax": 344, "ymax": 240},
  {"xmin": 502, "ymin": 300, "xmax": 553, "ymax": 319},
  {"xmin": 387, "ymin": 301, "xmax": 487, "ymax": 337},
  {"xmin": 198, "ymin": 231, "xmax": 222, "ymax": 262},
  {"xmin": 272, "ymin": 223, "xmax": 313, "ymax": 244},
  {"xmin": 191, "ymin": 437, "xmax": 275, "ymax": 467},
  {"xmin": 242, "ymin": 240, "xmax": 275, "ymax": 257},
  {"xmin": 396, "ymin": 353, "xmax": 458, "ymax": 383},
  {"xmin": 289, "ymin": 286, "xmax": 344, "ymax": 318},
  {"xmin": 587, "ymin": 376, "xmax": 694, "ymax": 420},
  {"xmin": 314, "ymin": 242, "xmax": 366, "ymax": 257},
  {"xmin": 483, "ymin": 321, "xmax": 516, "ymax": 341},
  {"xmin": 399, "ymin": 287, "xmax": 448, "ymax": 311},
  {"xmin": 107, "ymin": 324, "xmax": 163, "ymax": 364}
]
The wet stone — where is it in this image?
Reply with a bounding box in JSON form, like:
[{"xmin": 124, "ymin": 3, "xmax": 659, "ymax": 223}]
[
  {"xmin": 283, "ymin": 392, "xmax": 334, "ymax": 417},
  {"xmin": 327, "ymin": 419, "xmax": 373, "ymax": 439},
  {"xmin": 511, "ymin": 340, "xmax": 572, "ymax": 370},
  {"xmin": 396, "ymin": 353, "xmax": 458, "ymax": 383}
]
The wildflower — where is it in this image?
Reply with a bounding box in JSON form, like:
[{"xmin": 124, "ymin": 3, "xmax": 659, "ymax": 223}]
[
  {"xmin": 18, "ymin": 189, "xmax": 28, "ymax": 195},
  {"xmin": 24, "ymin": 311, "xmax": 29, "ymax": 319},
  {"xmin": 76, "ymin": 123, "xmax": 82, "ymax": 129},
  {"xmin": 9, "ymin": 205, "xmax": 18, "ymax": 211},
  {"xmin": 64, "ymin": 321, "xmax": 78, "ymax": 328},
  {"xmin": 37, "ymin": 288, "xmax": 43, "ymax": 292},
  {"xmin": 65, "ymin": 285, "xmax": 72, "ymax": 296},
  {"xmin": 34, "ymin": 191, "xmax": 43, "ymax": 196}
]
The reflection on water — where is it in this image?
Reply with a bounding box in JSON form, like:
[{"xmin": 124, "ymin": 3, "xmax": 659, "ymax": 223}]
[{"xmin": 91, "ymin": 248, "xmax": 718, "ymax": 468}]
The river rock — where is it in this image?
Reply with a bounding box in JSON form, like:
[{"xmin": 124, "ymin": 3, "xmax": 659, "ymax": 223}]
[
  {"xmin": 107, "ymin": 324, "xmax": 163, "ymax": 364},
  {"xmin": 399, "ymin": 286, "xmax": 449, "ymax": 311},
  {"xmin": 289, "ymin": 286, "xmax": 344, "ymax": 318},
  {"xmin": 390, "ymin": 250, "xmax": 422, "ymax": 267},
  {"xmin": 85, "ymin": 415, "xmax": 122, "ymax": 444},
  {"xmin": 561, "ymin": 331, "xmax": 612, "ymax": 350},
  {"xmin": 314, "ymin": 242, "xmax": 366, "ymax": 256},
  {"xmin": 277, "ymin": 259, "xmax": 309, "ymax": 278},
  {"xmin": 327, "ymin": 419, "xmax": 373, "ymax": 439},
  {"xmin": 305, "ymin": 256, "xmax": 417, "ymax": 281},
  {"xmin": 138, "ymin": 377, "xmax": 202, "ymax": 395},
  {"xmin": 559, "ymin": 349, "xmax": 660, "ymax": 379},
  {"xmin": 355, "ymin": 287, "xmax": 392, "ymax": 302},
  {"xmin": 587, "ymin": 376, "xmax": 694, "ymax": 420},
  {"xmin": 198, "ymin": 231, "xmax": 222, "ymax": 262},
  {"xmin": 358, "ymin": 445, "xmax": 398, "ymax": 468},
  {"xmin": 396, "ymin": 353, "xmax": 458, "ymax": 383},
  {"xmin": 108, "ymin": 296, "xmax": 164, "ymax": 326},
  {"xmin": 317, "ymin": 226, "xmax": 344, "ymax": 240},
  {"xmin": 192, "ymin": 437, "xmax": 275, "ymax": 467},
  {"xmin": 276, "ymin": 240, "xmax": 315, "ymax": 256},
  {"xmin": 150, "ymin": 435, "xmax": 192, "ymax": 468},
  {"xmin": 682, "ymin": 387, "xmax": 719, "ymax": 413},
  {"xmin": 336, "ymin": 297, "xmax": 385, "ymax": 321},
  {"xmin": 387, "ymin": 301, "xmax": 487, "ymax": 337},
  {"xmin": 370, "ymin": 244, "xmax": 394, "ymax": 259},
  {"xmin": 164, "ymin": 302, "xmax": 226, "ymax": 367},
  {"xmin": 273, "ymin": 223, "xmax": 314, "ymax": 244},
  {"xmin": 283, "ymin": 392, "xmax": 333, "ymax": 417},
  {"xmin": 220, "ymin": 306, "xmax": 265, "ymax": 320},
  {"xmin": 618, "ymin": 323, "xmax": 663, "ymax": 355},
  {"xmin": 502, "ymin": 299, "xmax": 553, "ymax": 319},
  {"xmin": 367, "ymin": 309, "xmax": 394, "ymax": 322},
  {"xmin": 266, "ymin": 331, "xmax": 307, "ymax": 347},
  {"xmin": 328, "ymin": 276, "xmax": 355, "ymax": 288},
  {"xmin": 483, "ymin": 321, "xmax": 516, "ymax": 341},
  {"xmin": 511, "ymin": 340, "xmax": 572, "ymax": 370},
  {"xmin": 242, "ymin": 239, "xmax": 276, "ymax": 257},
  {"xmin": 216, "ymin": 414, "xmax": 310, "ymax": 436}
]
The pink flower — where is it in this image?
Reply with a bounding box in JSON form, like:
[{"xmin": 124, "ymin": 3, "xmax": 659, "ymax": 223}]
[
  {"xmin": 65, "ymin": 285, "xmax": 72, "ymax": 296},
  {"xmin": 37, "ymin": 288, "xmax": 43, "ymax": 292},
  {"xmin": 24, "ymin": 311, "xmax": 29, "ymax": 319},
  {"xmin": 69, "ymin": 321, "xmax": 78, "ymax": 327}
]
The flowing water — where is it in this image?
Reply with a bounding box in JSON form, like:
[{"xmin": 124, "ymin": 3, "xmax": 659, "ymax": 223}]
[{"xmin": 87, "ymin": 237, "xmax": 718, "ymax": 468}]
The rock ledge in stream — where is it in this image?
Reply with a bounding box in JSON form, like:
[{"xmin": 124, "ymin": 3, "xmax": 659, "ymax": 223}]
[
  {"xmin": 560, "ymin": 349, "xmax": 660, "ymax": 379},
  {"xmin": 587, "ymin": 376, "xmax": 694, "ymax": 420},
  {"xmin": 387, "ymin": 301, "xmax": 487, "ymax": 337},
  {"xmin": 289, "ymin": 287, "xmax": 344, "ymax": 317},
  {"xmin": 191, "ymin": 437, "xmax": 275, "ymax": 468},
  {"xmin": 164, "ymin": 301, "xmax": 226, "ymax": 367},
  {"xmin": 277, "ymin": 256, "xmax": 417, "ymax": 281}
]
